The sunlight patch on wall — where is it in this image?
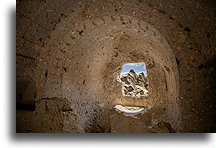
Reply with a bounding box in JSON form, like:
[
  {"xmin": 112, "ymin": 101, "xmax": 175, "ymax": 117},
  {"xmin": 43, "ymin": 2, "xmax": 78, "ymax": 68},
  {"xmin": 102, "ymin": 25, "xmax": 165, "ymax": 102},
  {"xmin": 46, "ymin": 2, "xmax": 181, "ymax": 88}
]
[{"xmin": 114, "ymin": 105, "xmax": 149, "ymax": 118}]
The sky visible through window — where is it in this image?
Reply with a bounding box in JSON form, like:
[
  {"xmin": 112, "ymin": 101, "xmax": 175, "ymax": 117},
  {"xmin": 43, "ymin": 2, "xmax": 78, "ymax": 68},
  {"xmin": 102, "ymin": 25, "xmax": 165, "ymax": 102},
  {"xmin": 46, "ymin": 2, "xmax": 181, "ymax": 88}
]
[{"xmin": 120, "ymin": 63, "xmax": 147, "ymax": 76}]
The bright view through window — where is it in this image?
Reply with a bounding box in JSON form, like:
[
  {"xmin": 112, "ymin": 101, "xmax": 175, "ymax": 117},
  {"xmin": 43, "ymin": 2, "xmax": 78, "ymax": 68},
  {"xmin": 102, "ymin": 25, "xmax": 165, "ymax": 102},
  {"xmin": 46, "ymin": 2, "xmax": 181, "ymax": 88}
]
[{"xmin": 118, "ymin": 62, "xmax": 149, "ymax": 98}]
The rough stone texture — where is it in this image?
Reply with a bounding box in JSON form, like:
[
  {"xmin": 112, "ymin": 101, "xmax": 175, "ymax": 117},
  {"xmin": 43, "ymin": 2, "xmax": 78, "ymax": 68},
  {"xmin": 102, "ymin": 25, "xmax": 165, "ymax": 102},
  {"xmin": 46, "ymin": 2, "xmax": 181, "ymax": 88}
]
[
  {"xmin": 118, "ymin": 69, "xmax": 149, "ymax": 98},
  {"xmin": 16, "ymin": 0, "xmax": 215, "ymax": 133}
]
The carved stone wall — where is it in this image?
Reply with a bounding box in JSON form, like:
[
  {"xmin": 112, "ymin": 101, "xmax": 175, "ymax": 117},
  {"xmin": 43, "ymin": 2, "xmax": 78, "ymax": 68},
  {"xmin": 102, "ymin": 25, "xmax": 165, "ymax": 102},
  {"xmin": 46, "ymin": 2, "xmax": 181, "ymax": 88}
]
[{"xmin": 16, "ymin": 0, "xmax": 215, "ymax": 133}]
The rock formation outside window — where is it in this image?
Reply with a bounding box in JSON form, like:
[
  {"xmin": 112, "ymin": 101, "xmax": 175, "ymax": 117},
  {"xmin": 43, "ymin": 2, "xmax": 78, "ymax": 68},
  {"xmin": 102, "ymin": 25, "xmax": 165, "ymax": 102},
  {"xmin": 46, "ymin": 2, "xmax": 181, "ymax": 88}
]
[{"xmin": 117, "ymin": 63, "xmax": 149, "ymax": 98}]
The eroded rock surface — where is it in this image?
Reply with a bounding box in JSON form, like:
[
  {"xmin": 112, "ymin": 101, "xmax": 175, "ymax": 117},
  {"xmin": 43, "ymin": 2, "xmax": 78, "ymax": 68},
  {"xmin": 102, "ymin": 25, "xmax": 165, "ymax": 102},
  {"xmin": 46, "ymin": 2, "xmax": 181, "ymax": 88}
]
[{"xmin": 118, "ymin": 69, "xmax": 149, "ymax": 98}]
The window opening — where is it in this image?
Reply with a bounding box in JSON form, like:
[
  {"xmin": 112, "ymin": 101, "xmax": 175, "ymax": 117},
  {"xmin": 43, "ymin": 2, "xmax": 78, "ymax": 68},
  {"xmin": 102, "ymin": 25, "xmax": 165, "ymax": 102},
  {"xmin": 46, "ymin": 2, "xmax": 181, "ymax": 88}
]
[{"xmin": 117, "ymin": 63, "xmax": 149, "ymax": 98}]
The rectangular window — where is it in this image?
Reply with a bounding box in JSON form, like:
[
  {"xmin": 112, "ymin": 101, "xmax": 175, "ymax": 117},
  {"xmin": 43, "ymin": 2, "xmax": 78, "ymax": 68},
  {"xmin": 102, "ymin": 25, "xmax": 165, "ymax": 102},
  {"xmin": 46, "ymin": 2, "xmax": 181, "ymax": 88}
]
[{"xmin": 117, "ymin": 63, "xmax": 149, "ymax": 98}]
